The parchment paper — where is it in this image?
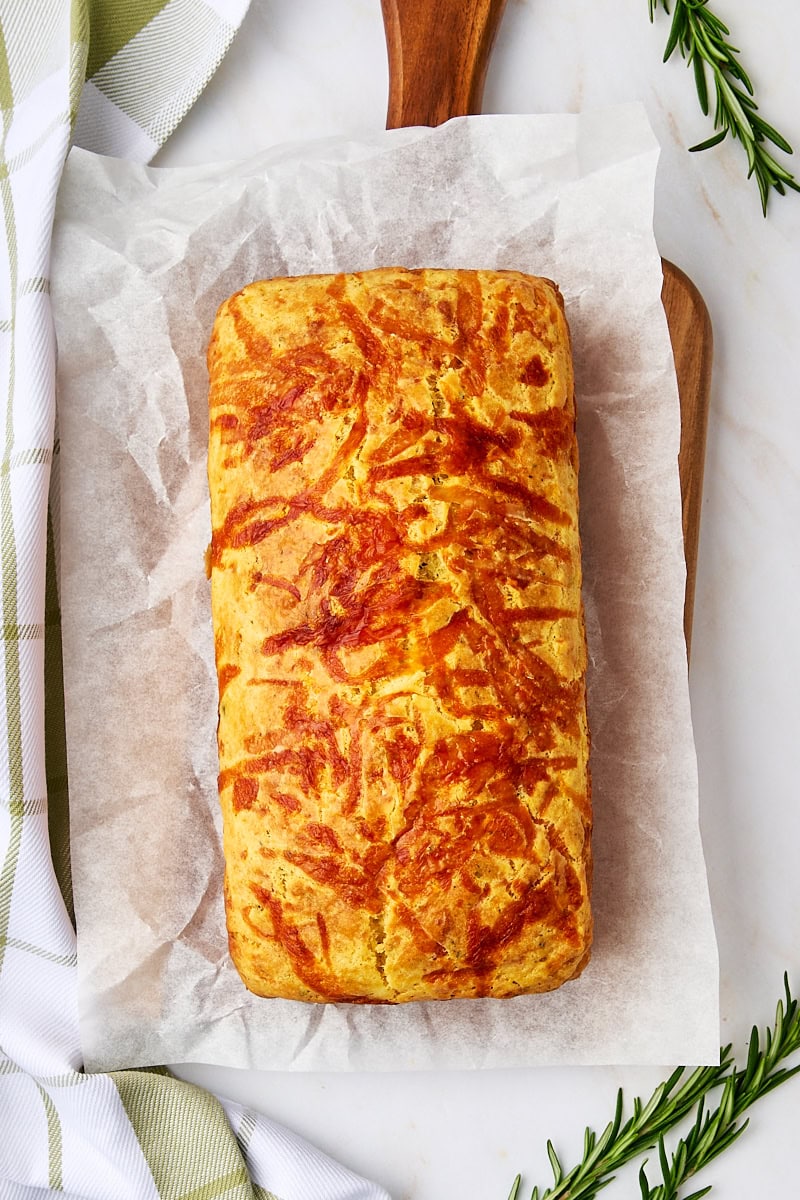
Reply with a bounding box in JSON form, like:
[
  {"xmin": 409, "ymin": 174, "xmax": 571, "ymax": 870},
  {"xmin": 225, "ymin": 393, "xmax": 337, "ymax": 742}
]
[{"xmin": 52, "ymin": 105, "xmax": 719, "ymax": 1072}]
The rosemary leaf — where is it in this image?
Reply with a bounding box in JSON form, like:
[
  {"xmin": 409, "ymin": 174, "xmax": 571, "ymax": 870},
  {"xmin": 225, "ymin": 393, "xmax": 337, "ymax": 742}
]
[
  {"xmin": 691, "ymin": 51, "xmax": 709, "ymax": 116},
  {"xmin": 648, "ymin": 0, "xmax": 798, "ymax": 214},
  {"xmin": 689, "ymin": 130, "xmax": 727, "ymax": 152}
]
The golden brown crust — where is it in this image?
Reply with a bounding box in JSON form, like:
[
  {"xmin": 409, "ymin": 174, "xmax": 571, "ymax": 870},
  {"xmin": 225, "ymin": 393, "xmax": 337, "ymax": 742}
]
[{"xmin": 208, "ymin": 267, "xmax": 591, "ymax": 1003}]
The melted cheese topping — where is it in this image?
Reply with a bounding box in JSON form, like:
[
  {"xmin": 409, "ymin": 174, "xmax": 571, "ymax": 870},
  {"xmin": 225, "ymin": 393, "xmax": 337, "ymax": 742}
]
[{"xmin": 208, "ymin": 267, "xmax": 591, "ymax": 1003}]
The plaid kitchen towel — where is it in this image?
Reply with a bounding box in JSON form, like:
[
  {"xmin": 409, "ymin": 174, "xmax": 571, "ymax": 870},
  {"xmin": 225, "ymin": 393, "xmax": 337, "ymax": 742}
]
[{"xmin": 0, "ymin": 2, "xmax": 391, "ymax": 1196}]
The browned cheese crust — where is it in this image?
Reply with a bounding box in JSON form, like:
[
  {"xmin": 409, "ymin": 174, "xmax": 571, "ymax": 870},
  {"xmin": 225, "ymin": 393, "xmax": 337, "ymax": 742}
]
[{"xmin": 207, "ymin": 267, "xmax": 591, "ymax": 1003}]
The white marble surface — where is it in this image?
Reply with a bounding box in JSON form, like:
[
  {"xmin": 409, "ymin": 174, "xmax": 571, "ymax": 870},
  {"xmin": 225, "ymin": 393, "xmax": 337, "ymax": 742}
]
[{"xmin": 157, "ymin": 2, "xmax": 800, "ymax": 1196}]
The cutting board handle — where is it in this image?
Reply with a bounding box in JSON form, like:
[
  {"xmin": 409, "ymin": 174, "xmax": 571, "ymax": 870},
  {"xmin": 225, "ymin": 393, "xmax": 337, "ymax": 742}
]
[{"xmin": 381, "ymin": 0, "xmax": 509, "ymax": 128}]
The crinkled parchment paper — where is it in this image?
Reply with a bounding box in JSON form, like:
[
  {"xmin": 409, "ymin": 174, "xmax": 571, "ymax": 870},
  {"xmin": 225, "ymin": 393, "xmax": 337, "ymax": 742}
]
[{"xmin": 52, "ymin": 105, "xmax": 719, "ymax": 1072}]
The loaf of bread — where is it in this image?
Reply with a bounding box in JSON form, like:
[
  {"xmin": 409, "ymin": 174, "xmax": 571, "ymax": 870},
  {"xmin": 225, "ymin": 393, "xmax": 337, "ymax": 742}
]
[{"xmin": 207, "ymin": 267, "xmax": 591, "ymax": 1003}]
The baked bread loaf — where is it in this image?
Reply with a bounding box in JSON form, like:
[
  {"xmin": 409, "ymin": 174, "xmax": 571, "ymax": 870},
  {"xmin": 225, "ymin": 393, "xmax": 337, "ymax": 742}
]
[{"xmin": 207, "ymin": 267, "xmax": 591, "ymax": 1003}]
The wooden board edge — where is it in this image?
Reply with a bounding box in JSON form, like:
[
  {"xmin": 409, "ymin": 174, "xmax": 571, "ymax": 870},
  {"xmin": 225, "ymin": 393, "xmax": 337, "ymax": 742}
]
[{"xmin": 661, "ymin": 259, "xmax": 713, "ymax": 658}]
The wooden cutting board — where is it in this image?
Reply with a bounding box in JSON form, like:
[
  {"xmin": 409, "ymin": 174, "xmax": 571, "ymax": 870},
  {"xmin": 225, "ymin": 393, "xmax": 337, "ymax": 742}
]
[{"xmin": 381, "ymin": 0, "xmax": 712, "ymax": 655}]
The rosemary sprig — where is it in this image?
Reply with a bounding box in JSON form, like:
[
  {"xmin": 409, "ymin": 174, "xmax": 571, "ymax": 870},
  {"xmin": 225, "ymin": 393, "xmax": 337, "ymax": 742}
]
[
  {"xmin": 638, "ymin": 975, "xmax": 800, "ymax": 1200},
  {"xmin": 507, "ymin": 975, "xmax": 800, "ymax": 1200},
  {"xmin": 648, "ymin": 0, "xmax": 799, "ymax": 214}
]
